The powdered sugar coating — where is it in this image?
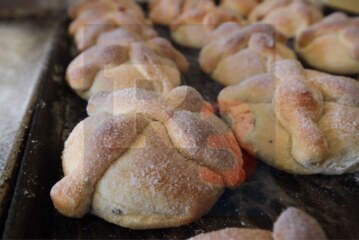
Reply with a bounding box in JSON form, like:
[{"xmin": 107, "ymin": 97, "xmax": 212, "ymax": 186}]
[
  {"xmin": 295, "ymin": 12, "xmax": 359, "ymax": 74},
  {"xmin": 219, "ymin": 59, "xmax": 359, "ymax": 174},
  {"xmin": 51, "ymin": 86, "xmax": 245, "ymax": 229},
  {"xmin": 199, "ymin": 23, "xmax": 295, "ymax": 86},
  {"xmin": 66, "ymin": 37, "xmax": 188, "ymax": 99}
]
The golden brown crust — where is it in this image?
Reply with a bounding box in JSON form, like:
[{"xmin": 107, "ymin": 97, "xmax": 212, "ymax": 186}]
[
  {"xmin": 51, "ymin": 113, "xmax": 149, "ymax": 217},
  {"xmin": 71, "ymin": 12, "xmax": 156, "ymax": 52},
  {"xmin": 66, "ymin": 44, "xmax": 129, "ymax": 92},
  {"xmin": 51, "ymin": 86, "xmax": 245, "ymax": 228},
  {"xmin": 220, "ymin": 0, "xmax": 262, "ymax": 17},
  {"xmin": 219, "ymin": 59, "xmax": 359, "ymax": 175},
  {"xmin": 68, "ymin": 0, "xmax": 144, "ymax": 20},
  {"xmin": 66, "ymin": 37, "xmax": 189, "ymax": 99},
  {"xmin": 273, "ymin": 60, "xmax": 328, "ymax": 166},
  {"xmin": 296, "ymin": 12, "xmax": 359, "ymax": 74},
  {"xmin": 249, "ymin": 0, "xmax": 323, "ymax": 38},
  {"xmin": 170, "ymin": 6, "xmax": 244, "ymax": 48},
  {"xmin": 96, "ymin": 27, "xmax": 155, "ymax": 47},
  {"xmin": 149, "ymin": 0, "xmax": 215, "ymax": 25},
  {"xmin": 199, "ymin": 23, "xmax": 295, "ymax": 86}
]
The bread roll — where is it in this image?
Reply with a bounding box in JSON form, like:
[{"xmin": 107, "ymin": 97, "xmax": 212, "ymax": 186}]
[
  {"xmin": 68, "ymin": 0, "xmax": 144, "ymax": 20},
  {"xmin": 200, "ymin": 23, "xmax": 296, "ymax": 86},
  {"xmin": 219, "ymin": 59, "xmax": 359, "ymax": 174},
  {"xmin": 50, "ymin": 86, "xmax": 245, "ymax": 229},
  {"xmin": 295, "ymin": 12, "xmax": 359, "ymax": 75},
  {"xmin": 249, "ymin": 0, "xmax": 323, "ymax": 38},
  {"xmin": 149, "ymin": 0, "xmax": 215, "ymax": 25},
  {"xmin": 66, "ymin": 37, "xmax": 189, "ymax": 99},
  {"xmin": 220, "ymin": 0, "xmax": 262, "ymax": 17},
  {"xmin": 68, "ymin": 0, "xmax": 156, "ymax": 51},
  {"xmin": 171, "ymin": 7, "xmax": 244, "ymax": 48}
]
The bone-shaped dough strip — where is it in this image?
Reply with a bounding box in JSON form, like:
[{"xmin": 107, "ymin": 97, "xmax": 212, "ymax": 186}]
[
  {"xmin": 200, "ymin": 24, "xmax": 281, "ymax": 74},
  {"xmin": 66, "ymin": 44, "xmax": 128, "ymax": 91},
  {"xmin": 305, "ymin": 70, "xmax": 359, "ymax": 107},
  {"xmin": 130, "ymin": 42, "xmax": 181, "ymax": 93},
  {"xmin": 297, "ymin": 12, "xmax": 358, "ymax": 47},
  {"xmin": 68, "ymin": 0, "xmax": 144, "ymax": 20},
  {"xmin": 50, "ymin": 113, "xmax": 149, "ymax": 217},
  {"xmin": 87, "ymin": 86, "xmax": 244, "ymax": 187},
  {"xmin": 273, "ymin": 60, "xmax": 328, "ymax": 166}
]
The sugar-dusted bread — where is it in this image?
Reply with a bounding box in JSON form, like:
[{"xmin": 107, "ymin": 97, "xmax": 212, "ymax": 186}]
[
  {"xmin": 273, "ymin": 207, "xmax": 327, "ymax": 240},
  {"xmin": 50, "ymin": 86, "xmax": 245, "ymax": 229},
  {"xmin": 95, "ymin": 27, "xmax": 157, "ymax": 47},
  {"xmin": 249, "ymin": 0, "xmax": 323, "ymax": 38},
  {"xmin": 171, "ymin": 7, "xmax": 244, "ymax": 48},
  {"xmin": 296, "ymin": 12, "xmax": 359, "ymax": 75},
  {"xmin": 66, "ymin": 37, "xmax": 189, "ymax": 99},
  {"xmin": 149, "ymin": 0, "xmax": 215, "ymax": 26},
  {"xmin": 190, "ymin": 207, "xmax": 326, "ymax": 240},
  {"xmin": 219, "ymin": 59, "xmax": 359, "ymax": 175},
  {"xmin": 68, "ymin": 0, "xmax": 145, "ymax": 20},
  {"xmin": 199, "ymin": 23, "xmax": 296, "ymax": 86},
  {"xmin": 68, "ymin": 0, "xmax": 156, "ymax": 51},
  {"xmin": 220, "ymin": 0, "xmax": 262, "ymax": 17}
]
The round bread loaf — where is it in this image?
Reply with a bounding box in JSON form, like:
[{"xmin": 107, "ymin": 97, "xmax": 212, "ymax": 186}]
[
  {"xmin": 66, "ymin": 37, "xmax": 189, "ymax": 99},
  {"xmin": 200, "ymin": 22, "xmax": 296, "ymax": 86},
  {"xmin": 219, "ymin": 59, "xmax": 359, "ymax": 174},
  {"xmin": 220, "ymin": 0, "xmax": 262, "ymax": 17},
  {"xmin": 249, "ymin": 0, "xmax": 323, "ymax": 38},
  {"xmin": 68, "ymin": 0, "xmax": 155, "ymax": 51},
  {"xmin": 149, "ymin": 0, "xmax": 215, "ymax": 25},
  {"xmin": 171, "ymin": 6, "xmax": 244, "ymax": 48},
  {"xmin": 50, "ymin": 86, "xmax": 245, "ymax": 229},
  {"xmin": 295, "ymin": 12, "xmax": 359, "ymax": 75}
]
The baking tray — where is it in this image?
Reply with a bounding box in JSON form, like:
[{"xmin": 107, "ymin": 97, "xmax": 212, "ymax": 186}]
[{"xmin": 3, "ymin": 7, "xmax": 359, "ymax": 240}]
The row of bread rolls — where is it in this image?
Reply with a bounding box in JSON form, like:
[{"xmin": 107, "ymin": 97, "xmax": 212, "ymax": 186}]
[
  {"xmin": 218, "ymin": 59, "xmax": 359, "ymax": 175},
  {"xmin": 49, "ymin": 0, "xmax": 356, "ymax": 237},
  {"xmin": 149, "ymin": 0, "xmax": 322, "ymax": 44},
  {"xmin": 52, "ymin": 0, "xmax": 247, "ymax": 231},
  {"xmin": 164, "ymin": 0, "xmax": 359, "ymax": 175},
  {"xmin": 191, "ymin": 10, "xmax": 359, "ymax": 175},
  {"xmin": 150, "ymin": 0, "xmax": 359, "ymax": 75},
  {"xmin": 169, "ymin": 1, "xmax": 357, "ymax": 236},
  {"xmin": 66, "ymin": 0, "xmax": 190, "ymax": 99},
  {"xmin": 197, "ymin": 27, "xmax": 358, "ymax": 174}
]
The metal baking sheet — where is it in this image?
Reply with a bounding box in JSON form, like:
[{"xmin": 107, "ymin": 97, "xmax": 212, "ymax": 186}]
[
  {"xmin": 0, "ymin": 18, "xmax": 59, "ymax": 233},
  {"xmin": 2, "ymin": 7, "xmax": 359, "ymax": 240}
]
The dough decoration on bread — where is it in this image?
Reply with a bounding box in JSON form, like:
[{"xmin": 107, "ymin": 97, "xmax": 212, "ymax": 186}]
[
  {"xmin": 249, "ymin": 0, "xmax": 323, "ymax": 38},
  {"xmin": 50, "ymin": 86, "xmax": 245, "ymax": 229},
  {"xmin": 149, "ymin": 0, "xmax": 215, "ymax": 26},
  {"xmin": 220, "ymin": 0, "xmax": 262, "ymax": 17},
  {"xmin": 66, "ymin": 37, "xmax": 189, "ymax": 99},
  {"xmin": 68, "ymin": 0, "xmax": 156, "ymax": 51},
  {"xmin": 200, "ymin": 22, "xmax": 296, "ymax": 86},
  {"xmin": 94, "ymin": 27, "xmax": 157, "ymax": 47},
  {"xmin": 295, "ymin": 12, "xmax": 359, "ymax": 75},
  {"xmin": 68, "ymin": 0, "xmax": 145, "ymax": 20},
  {"xmin": 219, "ymin": 59, "xmax": 359, "ymax": 174},
  {"xmin": 171, "ymin": 6, "xmax": 245, "ymax": 48},
  {"xmin": 190, "ymin": 207, "xmax": 327, "ymax": 240}
]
